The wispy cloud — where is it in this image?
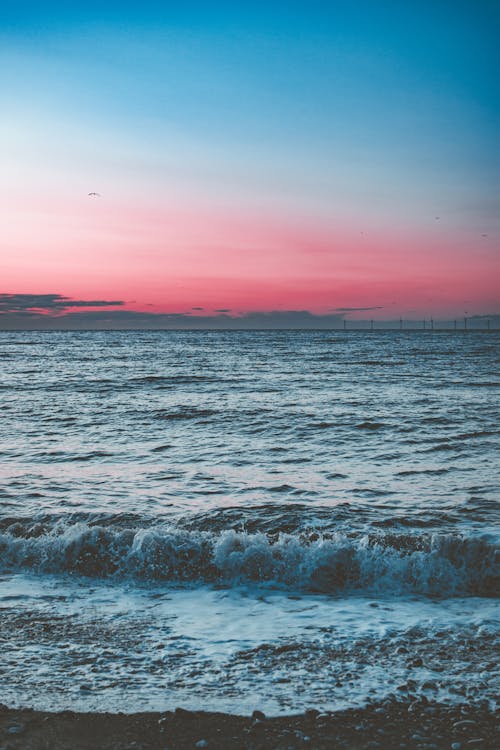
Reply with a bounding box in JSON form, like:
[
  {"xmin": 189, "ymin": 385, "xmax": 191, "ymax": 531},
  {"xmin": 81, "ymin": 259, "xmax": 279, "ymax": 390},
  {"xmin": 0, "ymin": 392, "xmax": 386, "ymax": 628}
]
[
  {"xmin": 0, "ymin": 294, "xmax": 124, "ymax": 315},
  {"xmin": 333, "ymin": 306, "xmax": 384, "ymax": 312}
]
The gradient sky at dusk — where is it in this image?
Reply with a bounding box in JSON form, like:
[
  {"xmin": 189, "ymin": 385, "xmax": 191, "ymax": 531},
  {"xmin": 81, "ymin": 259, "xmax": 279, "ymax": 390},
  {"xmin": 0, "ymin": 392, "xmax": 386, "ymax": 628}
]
[{"xmin": 1, "ymin": 1, "xmax": 499, "ymax": 327}]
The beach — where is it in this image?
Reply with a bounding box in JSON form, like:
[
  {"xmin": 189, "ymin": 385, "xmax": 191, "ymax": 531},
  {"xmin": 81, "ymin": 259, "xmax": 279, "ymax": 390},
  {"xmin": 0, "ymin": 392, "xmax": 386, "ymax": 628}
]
[{"xmin": 1, "ymin": 700, "xmax": 498, "ymax": 749}]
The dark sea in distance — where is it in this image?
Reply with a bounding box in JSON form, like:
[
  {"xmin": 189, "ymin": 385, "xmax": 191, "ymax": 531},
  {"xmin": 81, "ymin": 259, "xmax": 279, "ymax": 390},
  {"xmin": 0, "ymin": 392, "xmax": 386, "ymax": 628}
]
[{"xmin": 0, "ymin": 330, "xmax": 498, "ymax": 714}]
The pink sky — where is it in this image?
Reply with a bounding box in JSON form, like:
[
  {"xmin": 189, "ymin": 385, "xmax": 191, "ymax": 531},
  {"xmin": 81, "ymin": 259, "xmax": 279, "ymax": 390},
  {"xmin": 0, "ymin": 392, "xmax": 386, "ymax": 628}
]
[{"xmin": 1, "ymin": 189, "xmax": 497, "ymax": 320}]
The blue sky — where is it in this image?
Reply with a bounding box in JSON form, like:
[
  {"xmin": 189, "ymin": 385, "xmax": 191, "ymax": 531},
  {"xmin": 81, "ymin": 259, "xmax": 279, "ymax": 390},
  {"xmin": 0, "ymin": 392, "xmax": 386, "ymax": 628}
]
[{"xmin": 0, "ymin": 1, "xmax": 498, "ymax": 327}]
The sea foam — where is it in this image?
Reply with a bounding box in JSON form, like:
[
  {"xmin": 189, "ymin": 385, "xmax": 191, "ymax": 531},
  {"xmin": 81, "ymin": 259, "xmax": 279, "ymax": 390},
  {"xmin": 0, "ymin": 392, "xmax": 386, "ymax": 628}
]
[{"xmin": 0, "ymin": 521, "xmax": 496, "ymax": 597}]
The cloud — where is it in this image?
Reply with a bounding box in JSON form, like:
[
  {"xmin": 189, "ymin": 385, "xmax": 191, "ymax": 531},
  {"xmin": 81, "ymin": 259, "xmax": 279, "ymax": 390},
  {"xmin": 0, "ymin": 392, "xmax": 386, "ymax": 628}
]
[
  {"xmin": 214, "ymin": 308, "xmax": 231, "ymax": 313},
  {"xmin": 0, "ymin": 295, "xmax": 496, "ymax": 330},
  {"xmin": 0, "ymin": 294, "xmax": 124, "ymax": 315},
  {"xmin": 333, "ymin": 306, "xmax": 384, "ymax": 312},
  {"xmin": 0, "ymin": 303, "xmax": 344, "ymax": 330}
]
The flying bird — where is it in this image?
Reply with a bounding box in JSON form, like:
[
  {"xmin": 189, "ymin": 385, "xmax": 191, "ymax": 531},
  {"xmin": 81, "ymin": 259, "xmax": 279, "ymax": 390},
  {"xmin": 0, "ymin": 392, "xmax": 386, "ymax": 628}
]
[{"xmin": 88, "ymin": 192, "xmax": 101, "ymax": 197}]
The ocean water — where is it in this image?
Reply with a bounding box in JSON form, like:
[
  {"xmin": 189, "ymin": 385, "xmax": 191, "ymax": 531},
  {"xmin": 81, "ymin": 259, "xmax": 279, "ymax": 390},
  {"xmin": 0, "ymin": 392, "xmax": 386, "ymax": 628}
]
[{"xmin": 0, "ymin": 330, "xmax": 498, "ymax": 714}]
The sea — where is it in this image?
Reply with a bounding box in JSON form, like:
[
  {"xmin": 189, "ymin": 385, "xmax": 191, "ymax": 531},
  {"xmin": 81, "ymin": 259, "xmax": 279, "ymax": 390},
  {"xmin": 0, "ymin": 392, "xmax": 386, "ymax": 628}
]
[{"xmin": 0, "ymin": 330, "xmax": 498, "ymax": 715}]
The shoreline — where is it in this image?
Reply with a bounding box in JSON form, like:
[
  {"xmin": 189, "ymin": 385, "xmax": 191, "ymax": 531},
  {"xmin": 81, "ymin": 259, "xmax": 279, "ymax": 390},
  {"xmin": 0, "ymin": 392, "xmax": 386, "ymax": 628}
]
[{"xmin": 1, "ymin": 700, "xmax": 497, "ymax": 749}]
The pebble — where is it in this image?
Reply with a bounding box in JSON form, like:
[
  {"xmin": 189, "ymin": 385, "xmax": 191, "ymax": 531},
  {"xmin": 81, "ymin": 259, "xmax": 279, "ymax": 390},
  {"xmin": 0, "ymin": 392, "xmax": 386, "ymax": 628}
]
[
  {"xmin": 422, "ymin": 680, "xmax": 438, "ymax": 690},
  {"xmin": 411, "ymin": 733, "xmax": 427, "ymax": 742},
  {"xmin": 451, "ymin": 743, "xmax": 462, "ymax": 750},
  {"xmin": 408, "ymin": 657, "xmax": 424, "ymax": 668},
  {"xmin": 7, "ymin": 724, "xmax": 24, "ymax": 734},
  {"xmin": 453, "ymin": 720, "xmax": 477, "ymax": 730},
  {"xmin": 195, "ymin": 741, "xmax": 208, "ymax": 749},
  {"xmin": 252, "ymin": 710, "xmax": 266, "ymax": 721}
]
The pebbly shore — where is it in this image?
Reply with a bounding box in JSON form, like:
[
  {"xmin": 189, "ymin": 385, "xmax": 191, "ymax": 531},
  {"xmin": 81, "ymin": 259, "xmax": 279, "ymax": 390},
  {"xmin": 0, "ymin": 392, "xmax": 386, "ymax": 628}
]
[{"xmin": 0, "ymin": 699, "xmax": 497, "ymax": 749}]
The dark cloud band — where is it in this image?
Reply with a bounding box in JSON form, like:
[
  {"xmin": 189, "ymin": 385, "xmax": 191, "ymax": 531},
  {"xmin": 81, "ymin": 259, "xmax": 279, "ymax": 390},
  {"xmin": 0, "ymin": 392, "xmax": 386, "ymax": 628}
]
[{"xmin": 0, "ymin": 294, "xmax": 124, "ymax": 314}]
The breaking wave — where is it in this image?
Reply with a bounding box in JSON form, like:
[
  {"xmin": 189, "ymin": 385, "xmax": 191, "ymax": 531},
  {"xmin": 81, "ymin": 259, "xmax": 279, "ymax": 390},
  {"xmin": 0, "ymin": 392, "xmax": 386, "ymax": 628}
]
[{"xmin": 0, "ymin": 520, "xmax": 497, "ymax": 597}]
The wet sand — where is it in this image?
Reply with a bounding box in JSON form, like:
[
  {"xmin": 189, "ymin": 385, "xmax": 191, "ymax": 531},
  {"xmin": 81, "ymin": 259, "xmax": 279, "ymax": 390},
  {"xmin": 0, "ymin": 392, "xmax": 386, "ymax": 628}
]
[{"xmin": 0, "ymin": 700, "xmax": 497, "ymax": 749}]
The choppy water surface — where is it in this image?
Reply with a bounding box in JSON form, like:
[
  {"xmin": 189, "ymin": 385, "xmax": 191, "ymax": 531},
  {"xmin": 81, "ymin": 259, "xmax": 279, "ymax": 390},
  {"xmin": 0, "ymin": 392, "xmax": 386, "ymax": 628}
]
[{"xmin": 0, "ymin": 330, "xmax": 498, "ymax": 713}]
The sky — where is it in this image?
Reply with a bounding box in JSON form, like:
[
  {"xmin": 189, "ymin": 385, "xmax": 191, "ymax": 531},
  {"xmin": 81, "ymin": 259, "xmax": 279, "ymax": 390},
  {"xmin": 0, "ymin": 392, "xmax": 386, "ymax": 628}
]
[{"xmin": 0, "ymin": 1, "xmax": 499, "ymax": 328}]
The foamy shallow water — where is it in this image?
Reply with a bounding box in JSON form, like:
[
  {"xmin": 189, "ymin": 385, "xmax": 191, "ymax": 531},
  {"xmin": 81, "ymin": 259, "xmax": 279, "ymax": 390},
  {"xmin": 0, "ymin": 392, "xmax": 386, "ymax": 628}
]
[
  {"xmin": 0, "ymin": 331, "xmax": 498, "ymax": 714},
  {"xmin": 1, "ymin": 573, "xmax": 498, "ymax": 715}
]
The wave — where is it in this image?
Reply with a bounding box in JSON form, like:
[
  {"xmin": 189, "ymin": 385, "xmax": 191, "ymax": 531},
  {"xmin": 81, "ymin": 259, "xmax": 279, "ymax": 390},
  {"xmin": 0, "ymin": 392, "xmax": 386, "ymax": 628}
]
[
  {"xmin": 0, "ymin": 521, "xmax": 496, "ymax": 597},
  {"xmin": 128, "ymin": 375, "xmax": 223, "ymax": 386},
  {"xmin": 153, "ymin": 407, "xmax": 218, "ymax": 420},
  {"xmin": 355, "ymin": 421, "xmax": 386, "ymax": 430},
  {"xmin": 450, "ymin": 381, "xmax": 500, "ymax": 388},
  {"xmin": 347, "ymin": 360, "xmax": 406, "ymax": 366},
  {"xmin": 396, "ymin": 468, "xmax": 449, "ymax": 476}
]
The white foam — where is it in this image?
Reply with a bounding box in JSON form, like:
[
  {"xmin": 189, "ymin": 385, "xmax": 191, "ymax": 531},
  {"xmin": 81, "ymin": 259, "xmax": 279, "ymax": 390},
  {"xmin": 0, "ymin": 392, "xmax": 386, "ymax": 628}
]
[
  {"xmin": 0, "ymin": 573, "xmax": 498, "ymax": 714},
  {"xmin": 0, "ymin": 522, "xmax": 497, "ymax": 596}
]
